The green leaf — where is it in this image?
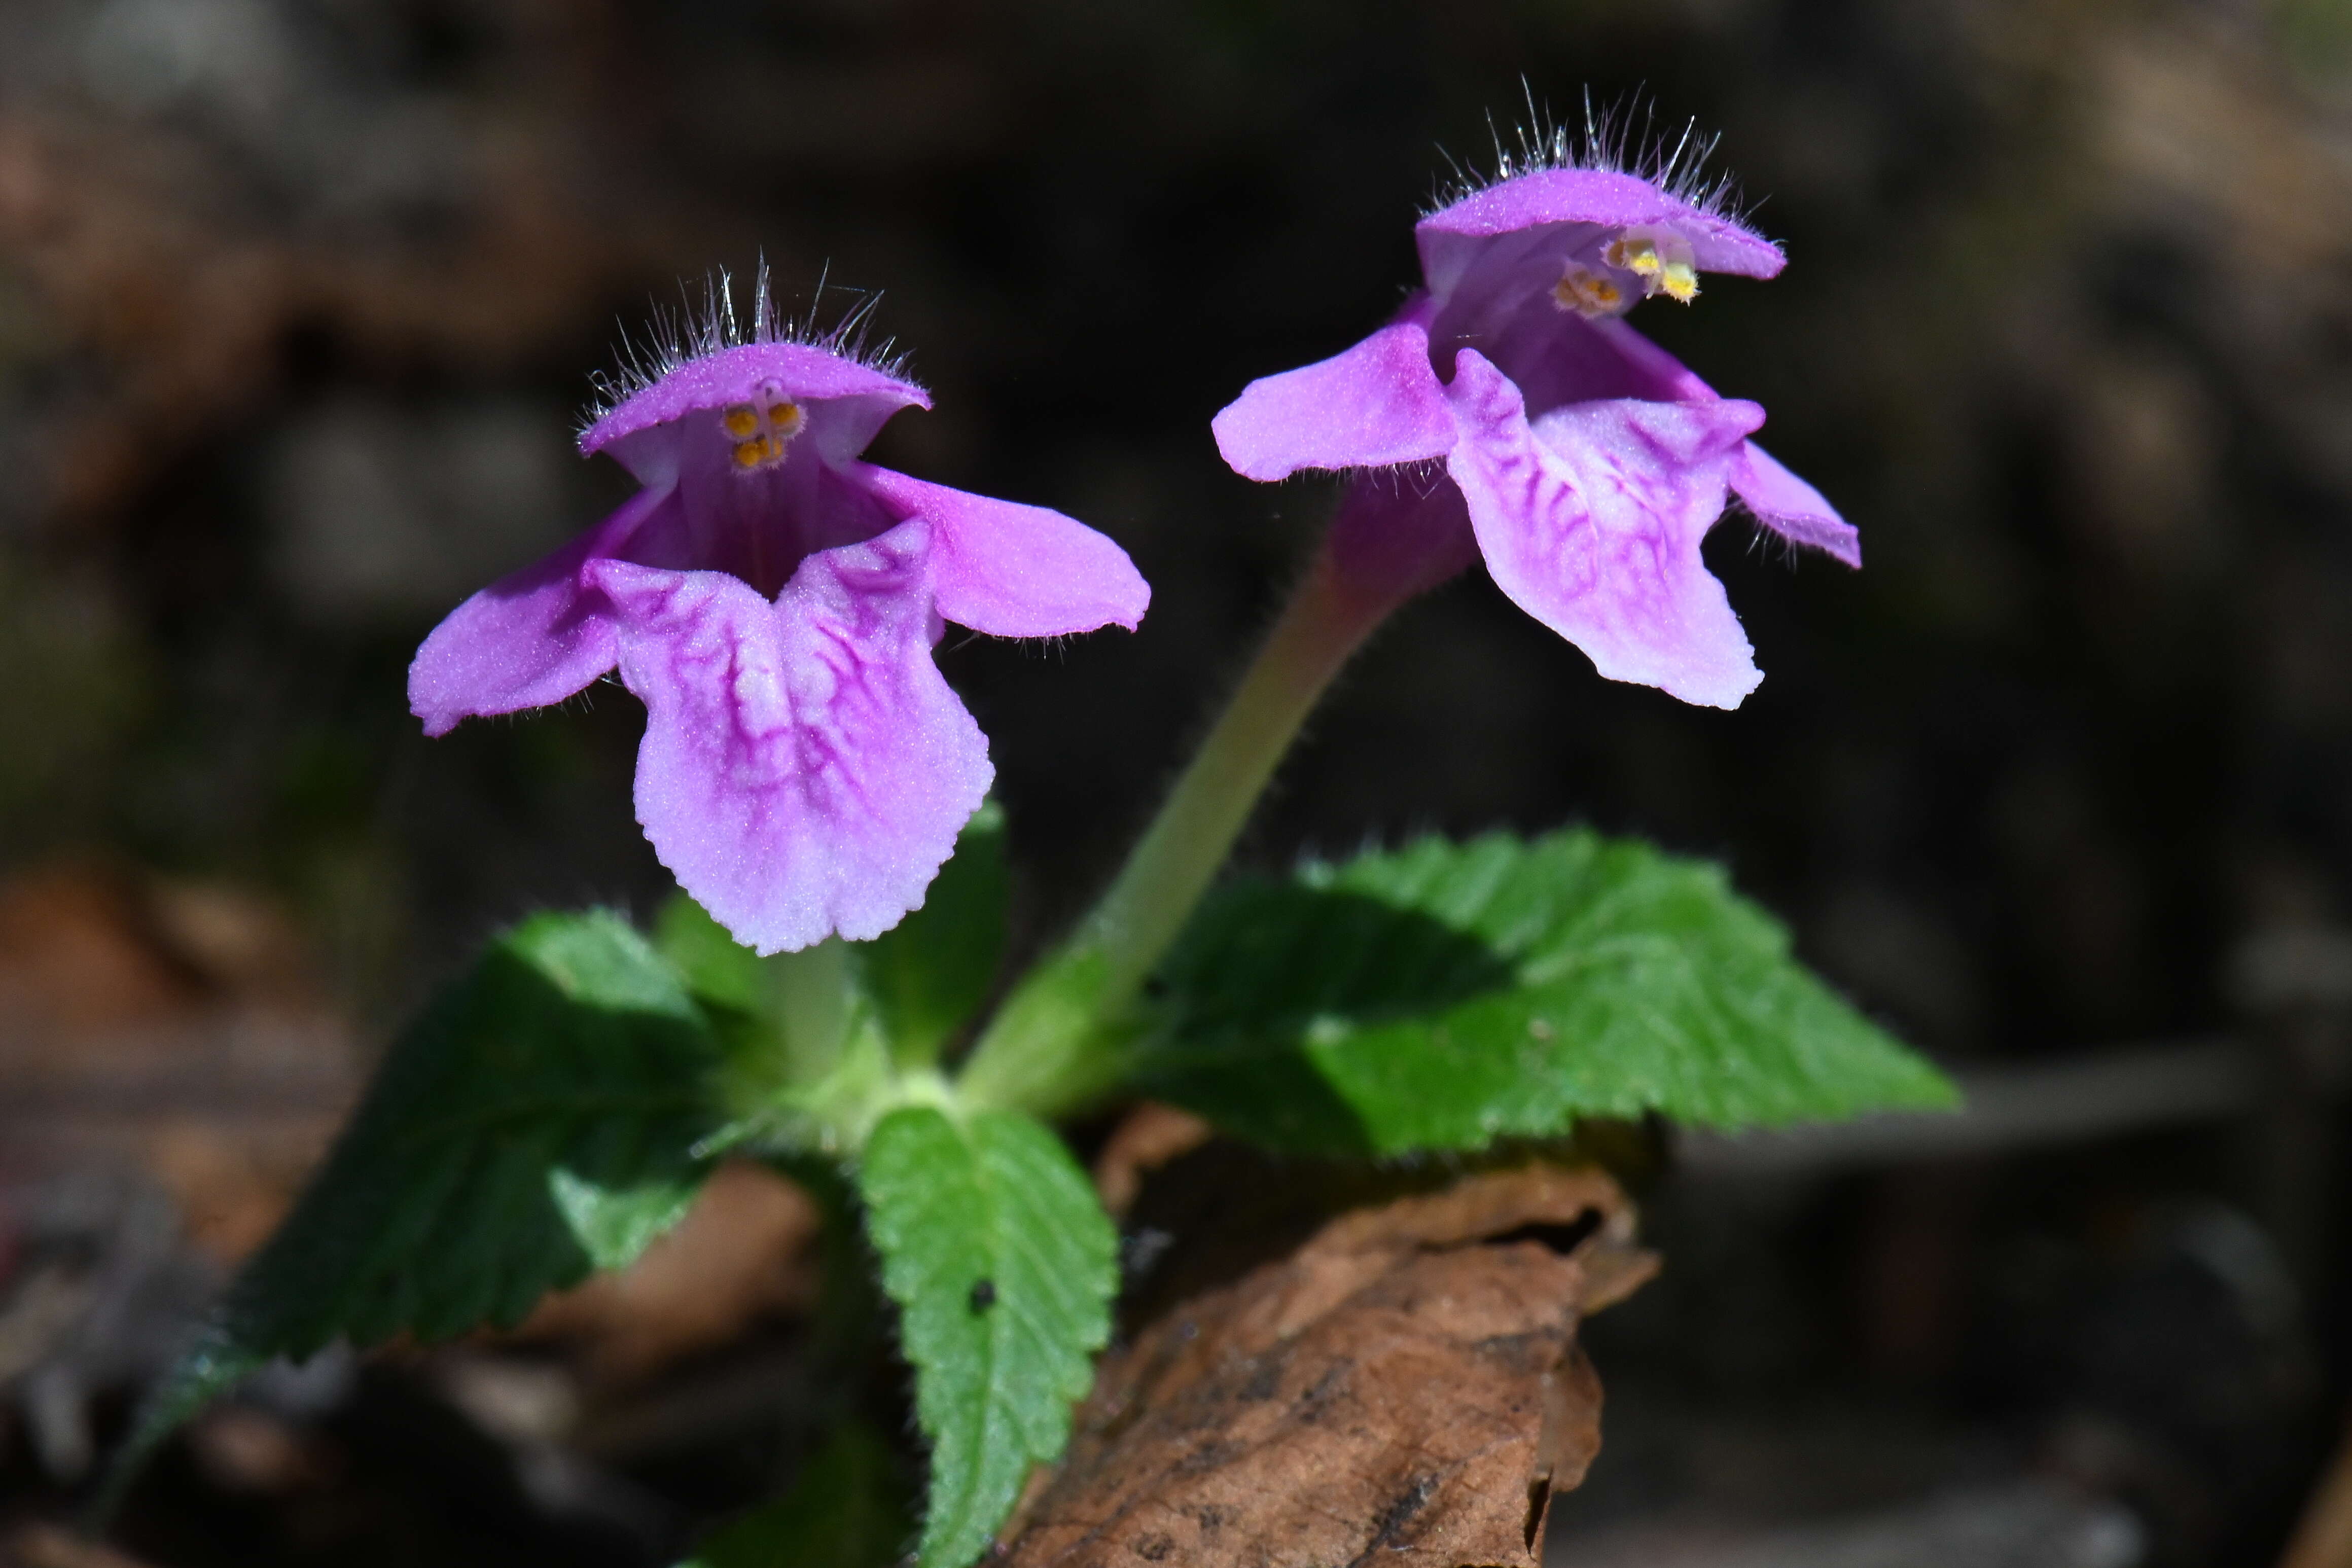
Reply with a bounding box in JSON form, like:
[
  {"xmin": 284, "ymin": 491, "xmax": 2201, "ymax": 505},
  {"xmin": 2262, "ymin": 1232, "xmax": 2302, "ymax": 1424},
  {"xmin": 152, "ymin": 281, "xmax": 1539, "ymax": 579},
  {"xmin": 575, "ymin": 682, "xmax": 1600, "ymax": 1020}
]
[
  {"xmin": 861, "ymin": 801, "xmax": 1009, "ymax": 1067},
  {"xmin": 681, "ymin": 1422, "xmax": 912, "ymax": 1568},
  {"xmin": 655, "ymin": 894, "xmax": 848, "ymax": 1070},
  {"xmin": 104, "ymin": 910, "xmax": 722, "ymax": 1509},
  {"xmin": 656, "ymin": 889, "xmax": 771, "ymax": 1017},
  {"xmin": 549, "ymin": 1166, "xmax": 700, "ymax": 1271},
  {"xmin": 657, "ymin": 802, "xmax": 1007, "ymax": 1090},
  {"xmin": 1140, "ymin": 828, "xmax": 1956, "ymax": 1155},
  {"xmin": 858, "ymin": 1107, "xmax": 1115, "ymax": 1568}
]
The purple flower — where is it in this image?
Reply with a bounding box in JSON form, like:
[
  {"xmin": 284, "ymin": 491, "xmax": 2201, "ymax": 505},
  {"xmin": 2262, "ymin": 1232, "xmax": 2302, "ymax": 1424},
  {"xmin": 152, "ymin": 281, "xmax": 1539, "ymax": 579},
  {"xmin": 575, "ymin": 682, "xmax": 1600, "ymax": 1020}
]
[
  {"xmin": 1211, "ymin": 140, "xmax": 1857, "ymax": 709},
  {"xmin": 409, "ymin": 296, "xmax": 1149, "ymax": 954}
]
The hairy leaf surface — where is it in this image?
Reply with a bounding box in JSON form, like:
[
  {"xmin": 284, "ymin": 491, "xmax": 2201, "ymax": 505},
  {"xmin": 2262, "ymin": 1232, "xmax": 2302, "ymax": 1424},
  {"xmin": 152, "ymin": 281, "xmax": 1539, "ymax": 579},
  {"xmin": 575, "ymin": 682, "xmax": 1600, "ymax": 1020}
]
[
  {"xmin": 110, "ymin": 910, "xmax": 720, "ymax": 1498},
  {"xmin": 1143, "ymin": 829, "xmax": 1954, "ymax": 1154},
  {"xmin": 859, "ymin": 1107, "xmax": 1116, "ymax": 1568}
]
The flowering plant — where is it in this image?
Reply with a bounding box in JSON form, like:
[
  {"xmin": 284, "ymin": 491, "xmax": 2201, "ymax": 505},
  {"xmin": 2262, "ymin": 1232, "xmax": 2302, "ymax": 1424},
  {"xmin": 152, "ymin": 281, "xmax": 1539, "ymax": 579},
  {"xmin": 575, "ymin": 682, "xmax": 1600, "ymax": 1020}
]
[
  {"xmin": 106, "ymin": 120, "xmax": 1950, "ymax": 1568},
  {"xmin": 410, "ymin": 282, "xmax": 1147, "ymax": 954}
]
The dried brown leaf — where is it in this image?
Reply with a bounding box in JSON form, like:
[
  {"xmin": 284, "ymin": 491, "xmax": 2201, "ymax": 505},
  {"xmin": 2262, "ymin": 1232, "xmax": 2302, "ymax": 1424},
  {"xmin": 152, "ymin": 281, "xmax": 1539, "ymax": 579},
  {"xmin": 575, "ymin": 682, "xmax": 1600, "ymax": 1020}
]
[
  {"xmin": 1092, "ymin": 1103, "xmax": 1214, "ymax": 1219},
  {"xmin": 511, "ymin": 1159, "xmax": 823, "ymax": 1387},
  {"xmin": 1000, "ymin": 1162, "xmax": 1655, "ymax": 1568},
  {"xmin": 4, "ymin": 1523, "xmax": 157, "ymax": 1568},
  {"xmin": 0, "ymin": 865, "xmax": 354, "ymax": 1257}
]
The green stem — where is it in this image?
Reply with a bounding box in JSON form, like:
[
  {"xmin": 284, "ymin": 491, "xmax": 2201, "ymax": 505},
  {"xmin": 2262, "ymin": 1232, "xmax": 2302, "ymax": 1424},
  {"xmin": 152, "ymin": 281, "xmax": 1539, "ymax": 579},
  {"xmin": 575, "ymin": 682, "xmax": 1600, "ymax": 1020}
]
[
  {"xmin": 1085, "ymin": 553, "xmax": 1386, "ymax": 1006},
  {"xmin": 957, "ymin": 541, "xmax": 1396, "ymax": 1117}
]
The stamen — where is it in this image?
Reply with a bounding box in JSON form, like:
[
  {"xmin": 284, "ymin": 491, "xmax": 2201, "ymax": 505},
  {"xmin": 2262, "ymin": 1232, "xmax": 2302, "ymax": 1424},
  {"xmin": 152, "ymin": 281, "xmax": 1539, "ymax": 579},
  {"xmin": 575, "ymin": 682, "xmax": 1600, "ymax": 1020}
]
[
  {"xmin": 1593, "ymin": 228, "xmax": 1704, "ymax": 307},
  {"xmin": 1553, "ymin": 266, "xmax": 1627, "ymax": 317},
  {"xmin": 723, "ymin": 385, "xmax": 807, "ymax": 473},
  {"xmin": 1604, "ymin": 236, "xmax": 1664, "ymax": 278}
]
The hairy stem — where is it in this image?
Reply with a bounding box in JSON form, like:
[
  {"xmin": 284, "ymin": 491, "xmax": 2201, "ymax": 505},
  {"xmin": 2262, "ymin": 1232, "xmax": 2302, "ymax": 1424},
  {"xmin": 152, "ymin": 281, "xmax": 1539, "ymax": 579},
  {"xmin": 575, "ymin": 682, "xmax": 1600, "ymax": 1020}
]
[{"xmin": 957, "ymin": 540, "xmax": 1397, "ymax": 1117}]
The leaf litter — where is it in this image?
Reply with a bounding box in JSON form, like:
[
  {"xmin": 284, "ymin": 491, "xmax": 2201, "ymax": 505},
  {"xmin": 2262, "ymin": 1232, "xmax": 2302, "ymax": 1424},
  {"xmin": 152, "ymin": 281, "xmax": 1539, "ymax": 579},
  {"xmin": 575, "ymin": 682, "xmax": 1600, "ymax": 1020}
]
[{"xmin": 1000, "ymin": 1138, "xmax": 1656, "ymax": 1568}]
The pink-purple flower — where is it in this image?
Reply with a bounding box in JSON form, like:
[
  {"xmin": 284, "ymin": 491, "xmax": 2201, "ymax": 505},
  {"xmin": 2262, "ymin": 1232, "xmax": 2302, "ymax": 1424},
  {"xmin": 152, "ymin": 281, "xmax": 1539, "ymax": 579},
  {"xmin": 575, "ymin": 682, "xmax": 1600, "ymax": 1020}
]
[
  {"xmin": 1212, "ymin": 135, "xmax": 1857, "ymax": 709},
  {"xmin": 409, "ymin": 295, "xmax": 1149, "ymax": 954}
]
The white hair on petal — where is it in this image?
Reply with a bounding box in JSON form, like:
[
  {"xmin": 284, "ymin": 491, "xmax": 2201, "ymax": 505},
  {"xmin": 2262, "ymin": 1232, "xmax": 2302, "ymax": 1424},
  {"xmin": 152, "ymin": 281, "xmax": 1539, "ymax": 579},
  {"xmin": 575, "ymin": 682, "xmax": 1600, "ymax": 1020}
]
[
  {"xmin": 1431, "ymin": 84, "xmax": 1750, "ymax": 223},
  {"xmin": 1347, "ymin": 456, "xmax": 1451, "ymax": 494},
  {"xmin": 581, "ymin": 258, "xmax": 915, "ymax": 433}
]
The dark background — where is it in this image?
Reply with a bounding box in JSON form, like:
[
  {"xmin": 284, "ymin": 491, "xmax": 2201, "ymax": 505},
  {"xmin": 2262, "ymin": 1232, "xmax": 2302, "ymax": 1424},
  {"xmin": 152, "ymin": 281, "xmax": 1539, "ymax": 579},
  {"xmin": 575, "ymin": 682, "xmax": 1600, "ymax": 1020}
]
[{"xmin": 3, "ymin": 0, "xmax": 2351, "ymax": 1564}]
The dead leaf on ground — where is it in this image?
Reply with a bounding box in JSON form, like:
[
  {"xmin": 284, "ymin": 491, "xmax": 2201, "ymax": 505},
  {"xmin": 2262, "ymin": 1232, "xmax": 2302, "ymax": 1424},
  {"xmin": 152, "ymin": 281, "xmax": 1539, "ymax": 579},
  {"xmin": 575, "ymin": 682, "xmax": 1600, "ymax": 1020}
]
[
  {"xmin": 0, "ymin": 867, "xmax": 204, "ymax": 1036},
  {"xmin": 1000, "ymin": 1159, "xmax": 1656, "ymax": 1568},
  {"xmin": 2, "ymin": 1522, "xmax": 158, "ymax": 1568},
  {"xmin": 509, "ymin": 1159, "xmax": 823, "ymax": 1387},
  {"xmin": 0, "ymin": 864, "xmax": 354, "ymax": 1254},
  {"xmin": 1092, "ymin": 1103, "xmax": 1213, "ymax": 1218}
]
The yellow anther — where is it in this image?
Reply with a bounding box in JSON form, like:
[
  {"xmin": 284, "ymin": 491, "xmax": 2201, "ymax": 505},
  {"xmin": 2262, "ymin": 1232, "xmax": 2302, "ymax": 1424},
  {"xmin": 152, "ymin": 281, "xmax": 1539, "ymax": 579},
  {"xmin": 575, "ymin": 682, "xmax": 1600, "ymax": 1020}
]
[
  {"xmin": 1659, "ymin": 261, "xmax": 1700, "ymax": 303},
  {"xmin": 725, "ymin": 387, "xmax": 807, "ymax": 472},
  {"xmin": 1553, "ymin": 266, "xmax": 1626, "ymax": 317},
  {"xmin": 1605, "ymin": 236, "xmax": 1663, "ymax": 277}
]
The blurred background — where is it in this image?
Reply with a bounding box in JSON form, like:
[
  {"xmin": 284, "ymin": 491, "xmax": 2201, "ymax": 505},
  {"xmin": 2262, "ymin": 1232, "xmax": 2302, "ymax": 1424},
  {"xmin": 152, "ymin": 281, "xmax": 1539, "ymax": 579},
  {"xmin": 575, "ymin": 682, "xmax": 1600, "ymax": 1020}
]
[{"xmin": 3, "ymin": 0, "xmax": 2352, "ymax": 1563}]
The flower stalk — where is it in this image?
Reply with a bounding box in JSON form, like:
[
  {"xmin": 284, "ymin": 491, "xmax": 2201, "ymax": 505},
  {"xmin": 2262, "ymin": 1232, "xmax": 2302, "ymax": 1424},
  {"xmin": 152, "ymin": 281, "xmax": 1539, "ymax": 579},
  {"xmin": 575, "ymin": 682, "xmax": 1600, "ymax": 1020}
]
[{"xmin": 956, "ymin": 534, "xmax": 1399, "ymax": 1117}]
